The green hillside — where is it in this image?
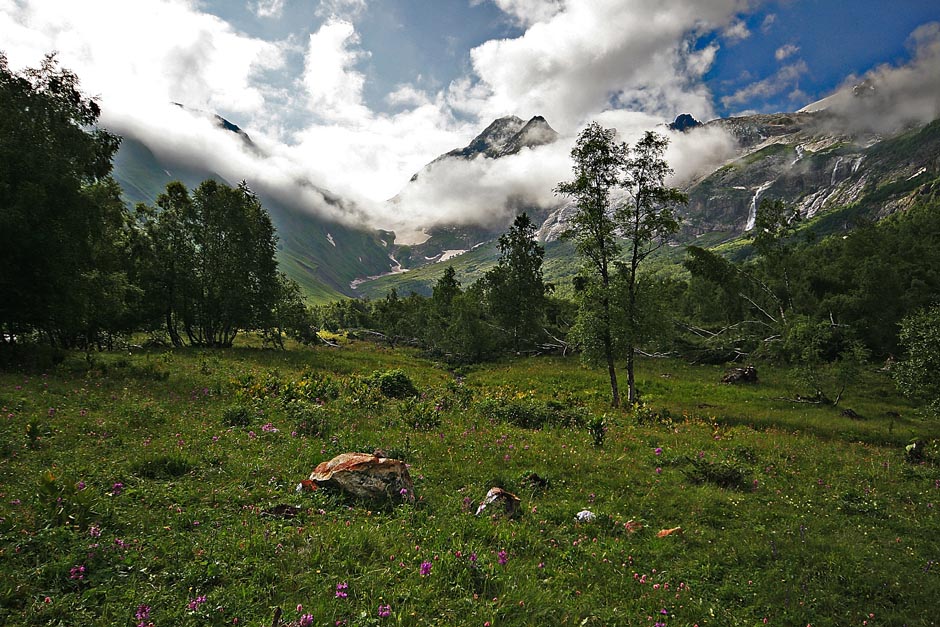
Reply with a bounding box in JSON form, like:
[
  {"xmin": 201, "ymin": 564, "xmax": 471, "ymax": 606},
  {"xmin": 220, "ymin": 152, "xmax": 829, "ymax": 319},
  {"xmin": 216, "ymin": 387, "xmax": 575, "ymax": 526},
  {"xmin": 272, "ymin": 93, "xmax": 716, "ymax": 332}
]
[{"xmin": 110, "ymin": 137, "xmax": 394, "ymax": 305}]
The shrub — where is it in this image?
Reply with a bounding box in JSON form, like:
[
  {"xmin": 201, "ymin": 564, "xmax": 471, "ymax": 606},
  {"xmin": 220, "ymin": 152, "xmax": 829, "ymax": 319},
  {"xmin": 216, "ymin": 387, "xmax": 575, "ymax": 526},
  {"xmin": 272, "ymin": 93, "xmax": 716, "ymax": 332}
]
[
  {"xmin": 682, "ymin": 457, "xmax": 753, "ymax": 491},
  {"xmin": 399, "ymin": 397, "xmax": 442, "ymax": 431},
  {"xmin": 477, "ymin": 396, "xmax": 587, "ymax": 429},
  {"xmin": 588, "ymin": 415, "xmax": 607, "ymax": 447},
  {"xmin": 222, "ymin": 404, "xmax": 252, "ymax": 427},
  {"xmin": 286, "ymin": 400, "xmax": 332, "ymax": 437},
  {"xmin": 130, "ymin": 453, "xmax": 196, "ymax": 479},
  {"xmin": 370, "ymin": 369, "xmax": 419, "ymax": 399}
]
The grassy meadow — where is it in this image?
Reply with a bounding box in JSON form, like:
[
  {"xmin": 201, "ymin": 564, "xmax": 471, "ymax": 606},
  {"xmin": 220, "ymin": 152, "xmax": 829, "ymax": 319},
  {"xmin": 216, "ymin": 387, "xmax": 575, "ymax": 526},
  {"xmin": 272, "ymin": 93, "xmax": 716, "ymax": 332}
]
[{"xmin": 1, "ymin": 339, "xmax": 938, "ymax": 626}]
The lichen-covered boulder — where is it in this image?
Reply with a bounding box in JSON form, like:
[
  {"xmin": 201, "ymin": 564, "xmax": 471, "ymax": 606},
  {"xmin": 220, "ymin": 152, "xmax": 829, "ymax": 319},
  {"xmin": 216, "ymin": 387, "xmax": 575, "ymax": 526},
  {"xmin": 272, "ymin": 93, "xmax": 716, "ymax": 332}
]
[
  {"xmin": 475, "ymin": 487, "xmax": 521, "ymax": 518},
  {"xmin": 306, "ymin": 453, "xmax": 414, "ymax": 501}
]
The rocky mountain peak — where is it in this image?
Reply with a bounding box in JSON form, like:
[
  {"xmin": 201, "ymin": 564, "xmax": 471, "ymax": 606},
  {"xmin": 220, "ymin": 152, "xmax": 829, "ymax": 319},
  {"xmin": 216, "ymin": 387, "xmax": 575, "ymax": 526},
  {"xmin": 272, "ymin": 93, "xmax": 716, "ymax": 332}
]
[
  {"xmin": 668, "ymin": 113, "xmax": 701, "ymax": 132},
  {"xmin": 499, "ymin": 116, "xmax": 560, "ymax": 156}
]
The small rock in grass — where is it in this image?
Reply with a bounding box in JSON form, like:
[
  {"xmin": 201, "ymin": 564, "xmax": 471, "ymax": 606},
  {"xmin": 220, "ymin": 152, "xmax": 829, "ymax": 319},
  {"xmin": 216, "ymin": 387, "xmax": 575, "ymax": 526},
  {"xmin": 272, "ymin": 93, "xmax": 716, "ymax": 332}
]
[
  {"xmin": 475, "ymin": 487, "xmax": 521, "ymax": 518},
  {"xmin": 575, "ymin": 509, "xmax": 596, "ymax": 523},
  {"xmin": 720, "ymin": 365, "xmax": 758, "ymax": 384}
]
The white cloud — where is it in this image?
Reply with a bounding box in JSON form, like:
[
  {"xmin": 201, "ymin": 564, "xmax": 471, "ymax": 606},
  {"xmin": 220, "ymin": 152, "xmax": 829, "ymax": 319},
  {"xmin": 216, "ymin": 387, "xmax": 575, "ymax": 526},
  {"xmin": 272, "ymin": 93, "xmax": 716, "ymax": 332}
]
[
  {"xmin": 775, "ymin": 43, "xmax": 800, "ymax": 61},
  {"xmin": 722, "ymin": 19, "xmax": 750, "ymax": 43},
  {"xmin": 315, "ymin": 0, "xmax": 367, "ymax": 20},
  {"xmin": 452, "ymin": 0, "xmax": 750, "ymax": 132},
  {"xmin": 302, "ymin": 19, "xmax": 370, "ymax": 122},
  {"xmin": 0, "ymin": 0, "xmax": 284, "ymax": 117},
  {"xmin": 761, "ymin": 13, "xmax": 776, "ymax": 32},
  {"xmin": 824, "ymin": 22, "xmax": 940, "ymax": 132},
  {"xmin": 721, "ymin": 61, "xmax": 808, "ymax": 108},
  {"xmin": 251, "ymin": 0, "xmax": 284, "ymax": 19},
  {"xmin": 478, "ymin": 0, "xmax": 566, "ymax": 26}
]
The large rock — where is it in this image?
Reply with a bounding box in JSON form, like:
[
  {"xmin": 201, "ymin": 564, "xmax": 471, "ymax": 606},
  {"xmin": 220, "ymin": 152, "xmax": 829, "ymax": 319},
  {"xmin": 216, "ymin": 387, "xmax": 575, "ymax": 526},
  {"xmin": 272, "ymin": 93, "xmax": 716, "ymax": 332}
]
[{"xmin": 307, "ymin": 453, "xmax": 414, "ymax": 501}]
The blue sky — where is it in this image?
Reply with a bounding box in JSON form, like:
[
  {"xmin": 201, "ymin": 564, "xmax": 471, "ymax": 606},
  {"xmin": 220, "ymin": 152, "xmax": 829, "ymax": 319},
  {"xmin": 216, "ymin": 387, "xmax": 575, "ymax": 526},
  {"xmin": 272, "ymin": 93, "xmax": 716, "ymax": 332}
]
[{"xmin": 2, "ymin": 0, "xmax": 939, "ymax": 234}]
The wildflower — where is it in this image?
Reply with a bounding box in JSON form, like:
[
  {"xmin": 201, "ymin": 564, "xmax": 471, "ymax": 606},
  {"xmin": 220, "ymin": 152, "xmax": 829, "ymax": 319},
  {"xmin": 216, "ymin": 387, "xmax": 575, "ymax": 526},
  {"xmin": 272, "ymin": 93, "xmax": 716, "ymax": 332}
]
[
  {"xmin": 111, "ymin": 482, "xmax": 124, "ymax": 496},
  {"xmin": 89, "ymin": 525, "xmax": 101, "ymax": 538},
  {"xmin": 299, "ymin": 615, "xmax": 313, "ymax": 627},
  {"xmin": 399, "ymin": 488, "xmax": 408, "ymax": 496},
  {"xmin": 378, "ymin": 604, "xmax": 392, "ymax": 618},
  {"xmin": 69, "ymin": 565, "xmax": 86, "ymax": 580},
  {"xmin": 296, "ymin": 605, "xmax": 303, "ymax": 613},
  {"xmin": 656, "ymin": 467, "xmax": 662, "ymax": 474},
  {"xmin": 187, "ymin": 595, "xmax": 207, "ymax": 611},
  {"xmin": 420, "ymin": 561, "xmax": 432, "ymax": 576},
  {"xmin": 469, "ymin": 552, "xmax": 478, "ymax": 563},
  {"xmin": 261, "ymin": 422, "xmax": 278, "ymax": 433},
  {"xmin": 654, "ymin": 447, "xmax": 663, "ymax": 455},
  {"xmin": 335, "ymin": 582, "xmax": 348, "ymax": 598},
  {"xmin": 135, "ymin": 605, "xmax": 151, "ymax": 620},
  {"xmin": 76, "ymin": 481, "xmax": 86, "ymax": 490},
  {"xmin": 498, "ymin": 550, "xmax": 509, "ymax": 566}
]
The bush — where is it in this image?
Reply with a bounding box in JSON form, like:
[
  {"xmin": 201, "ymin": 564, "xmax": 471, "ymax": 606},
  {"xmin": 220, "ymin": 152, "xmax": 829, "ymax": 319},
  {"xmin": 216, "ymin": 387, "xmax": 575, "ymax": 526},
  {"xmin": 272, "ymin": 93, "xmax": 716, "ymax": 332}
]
[
  {"xmin": 130, "ymin": 453, "xmax": 196, "ymax": 479},
  {"xmin": 894, "ymin": 305, "xmax": 940, "ymax": 416},
  {"xmin": 222, "ymin": 404, "xmax": 252, "ymax": 427},
  {"xmin": 285, "ymin": 400, "xmax": 332, "ymax": 437},
  {"xmin": 399, "ymin": 397, "xmax": 442, "ymax": 431},
  {"xmin": 477, "ymin": 396, "xmax": 587, "ymax": 429},
  {"xmin": 682, "ymin": 457, "xmax": 753, "ymax": 491},
  {"xmin": 370, "ymin": 369, "xmax": 419, "ymax": 399}
]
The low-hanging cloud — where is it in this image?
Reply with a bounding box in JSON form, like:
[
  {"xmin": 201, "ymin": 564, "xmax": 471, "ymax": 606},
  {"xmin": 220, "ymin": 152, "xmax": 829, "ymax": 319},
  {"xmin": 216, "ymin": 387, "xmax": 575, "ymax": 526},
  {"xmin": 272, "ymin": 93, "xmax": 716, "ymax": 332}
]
[{"xmin": 821, "ymin": 22, "xmax": 940, "ymax": 133}]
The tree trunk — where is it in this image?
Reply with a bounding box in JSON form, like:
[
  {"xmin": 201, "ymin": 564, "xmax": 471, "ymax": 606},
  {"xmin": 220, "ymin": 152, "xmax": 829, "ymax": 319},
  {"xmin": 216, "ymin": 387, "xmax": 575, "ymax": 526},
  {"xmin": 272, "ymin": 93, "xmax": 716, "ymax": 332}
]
[
  {"xmin": 607, "ymin": 349, "xmax": 620, "ymax": 408},
  {"xmin": 627, "ymin": 349, "xmax": 637, "ymax": 404}
]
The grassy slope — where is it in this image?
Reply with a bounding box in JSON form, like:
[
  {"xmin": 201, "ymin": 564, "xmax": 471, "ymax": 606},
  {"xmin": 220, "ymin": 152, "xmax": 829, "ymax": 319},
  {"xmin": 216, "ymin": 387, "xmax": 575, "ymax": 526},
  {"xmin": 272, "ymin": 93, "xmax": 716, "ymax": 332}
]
[
  {"xmin": 1, "ymin": 343, "xmax": 938, "ymax": 626},
  {"xmin": 356, "ymin": 231, "xmax": 738, "ymax": 300}
]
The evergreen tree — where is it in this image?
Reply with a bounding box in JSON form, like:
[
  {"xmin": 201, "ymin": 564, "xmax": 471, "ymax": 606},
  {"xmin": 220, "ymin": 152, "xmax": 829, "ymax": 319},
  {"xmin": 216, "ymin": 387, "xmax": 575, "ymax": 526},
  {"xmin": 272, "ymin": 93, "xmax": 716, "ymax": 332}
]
[{"xmin": 483, "ymin": 213, "xmax": 552, "ymax": 352}]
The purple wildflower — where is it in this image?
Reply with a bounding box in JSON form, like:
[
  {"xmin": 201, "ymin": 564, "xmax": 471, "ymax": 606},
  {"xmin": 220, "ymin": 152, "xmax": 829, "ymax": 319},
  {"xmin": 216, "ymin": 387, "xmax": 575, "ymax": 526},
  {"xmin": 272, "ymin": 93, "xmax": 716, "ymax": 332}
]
[
  {"xmin": 654, "ymin": 447, "xmax": 663, "ymax": 455},
  {"xmin": 498, "ymin": 550, "xmax": 509, "ymax": 566},
  {"xmin": 420, "ymin": 561, "xmax": 432, "ymax": 576},
  {"xmin": 335, "ymin": 582, "xmax": 348, "ymax": 598},
  {"xmin": 111, "ymin": 482, "xmax": 123, "ymax": 496},
  {"xmin": 378, "ymin": 604, "xmax": 392, "ymax": 618},
  {"xmin": 299, "ymin": 615, "xmax": 313, "ymax": 627},
  {"xmin": 135, "ymin": 604, "xmax": 151, "ymax": 620}
]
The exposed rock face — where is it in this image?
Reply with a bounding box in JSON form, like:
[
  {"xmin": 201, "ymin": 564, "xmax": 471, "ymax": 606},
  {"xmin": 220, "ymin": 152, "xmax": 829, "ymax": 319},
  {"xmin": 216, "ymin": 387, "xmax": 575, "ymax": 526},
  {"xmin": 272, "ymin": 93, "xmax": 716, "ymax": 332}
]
[
  {"xmin": 669, "ymin": 113, "xmax": 701, "ymax": 132},
  {"xmin": 308, "ymin": 453, "xmax": 414, "ymax": 501},
  {"xmin": 475, "ymin": 487, "xmax": 521, "ymax": 518}
]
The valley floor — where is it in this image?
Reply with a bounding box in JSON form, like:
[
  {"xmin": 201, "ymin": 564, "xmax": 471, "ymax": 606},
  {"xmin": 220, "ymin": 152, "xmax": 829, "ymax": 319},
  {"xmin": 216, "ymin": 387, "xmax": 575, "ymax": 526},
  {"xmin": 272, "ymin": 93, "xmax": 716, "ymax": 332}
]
[{"xmin": 1, "ymin": 340, "xmax": 938, "ymax": 626}]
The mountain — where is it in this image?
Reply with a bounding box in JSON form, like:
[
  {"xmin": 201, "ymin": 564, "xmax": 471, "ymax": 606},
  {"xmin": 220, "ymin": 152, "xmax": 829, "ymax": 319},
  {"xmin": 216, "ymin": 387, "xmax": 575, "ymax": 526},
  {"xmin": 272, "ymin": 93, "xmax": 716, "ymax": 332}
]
[
  {"xmin": 681, "ymin": 112, "xmax": 940, "ymax": 238},
  {"xmin": 427, "ymin": 114, "xmax": 558, "ymax": 165},
  {"xmin": 109, "ymin": 109, "xmax": 397, "ymax": 303},
  {"xmin": 383, "ymin": 115, "xmax": 560, "ymax": 271},
  {"xmin": 355, "ymin": 103, "xmax": 940, "ymax": 299}
]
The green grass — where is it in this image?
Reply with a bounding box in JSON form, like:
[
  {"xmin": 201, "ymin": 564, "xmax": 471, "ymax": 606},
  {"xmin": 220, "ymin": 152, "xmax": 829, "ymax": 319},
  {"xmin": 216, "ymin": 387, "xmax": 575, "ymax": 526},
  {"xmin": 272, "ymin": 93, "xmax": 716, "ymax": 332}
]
[{"xmin": 1, "ymin": 342, "xmax": 938, "ymax": 626}]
